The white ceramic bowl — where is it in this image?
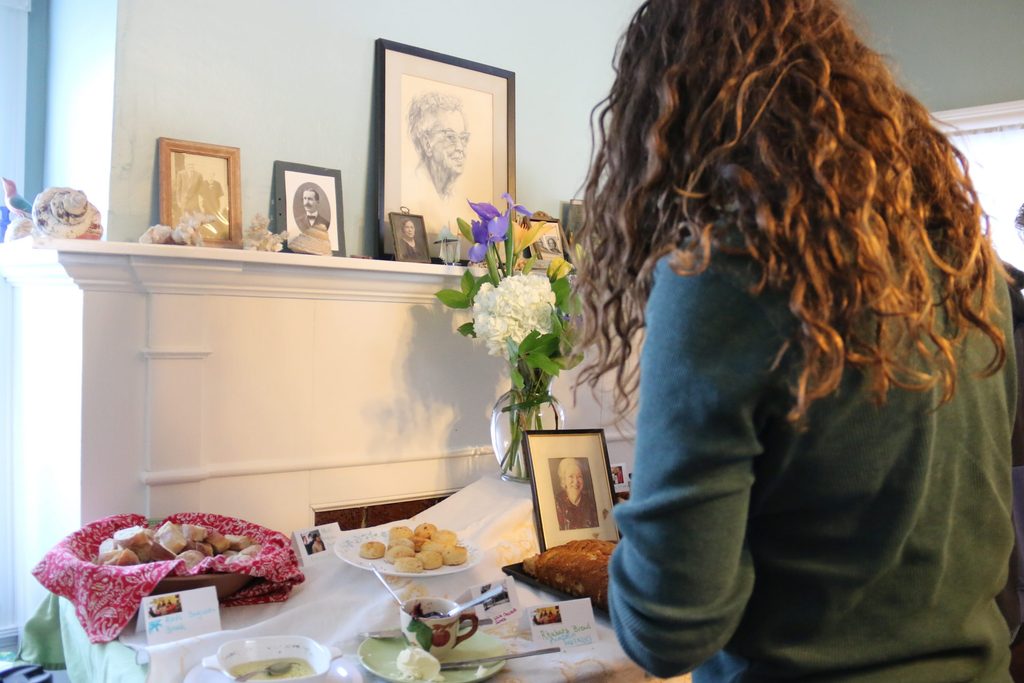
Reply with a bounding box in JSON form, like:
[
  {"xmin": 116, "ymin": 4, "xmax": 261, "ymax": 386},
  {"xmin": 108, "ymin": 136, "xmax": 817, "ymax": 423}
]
[{"xmin": 201, "ymin": 635, "xmax": 340, "ymax": 681}]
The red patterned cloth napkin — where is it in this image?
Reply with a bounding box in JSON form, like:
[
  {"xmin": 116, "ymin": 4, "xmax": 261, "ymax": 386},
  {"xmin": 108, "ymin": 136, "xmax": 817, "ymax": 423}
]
[{"xmin": 32, "ymin": 512, "xmax": 305, "ymax": 643}]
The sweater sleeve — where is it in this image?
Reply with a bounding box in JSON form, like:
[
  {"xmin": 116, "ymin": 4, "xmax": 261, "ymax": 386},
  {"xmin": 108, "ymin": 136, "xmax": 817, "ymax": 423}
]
[{"xmin": 609, "ymin": 258, "xmax": 788, "ymax": 677}]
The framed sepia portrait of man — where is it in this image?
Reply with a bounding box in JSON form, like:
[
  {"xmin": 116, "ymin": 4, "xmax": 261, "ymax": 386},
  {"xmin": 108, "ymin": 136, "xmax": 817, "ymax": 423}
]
[
  {"xmin": 523, "ymin": 429, "xmax": 620, "ymax": 551},
  {"xmin": 375, "ymin": 39, "xmax": 515, "ymax": 261},
  {"xmin": 272, "ymin": 161, "xmax": 345, "ymax": 256},
  {"xmin": 158, "ymin": 137, "xmax": 242, "ymax": 247}
]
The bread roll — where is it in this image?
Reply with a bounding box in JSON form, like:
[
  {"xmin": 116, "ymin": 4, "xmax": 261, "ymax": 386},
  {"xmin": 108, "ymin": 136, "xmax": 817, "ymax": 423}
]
[
  {"xmin": 389, "ymin": 537, "xmax": 415, "ymax": 551},
  {"xmin": 388, "ymin": 526, "xmax": 414, "ymax": 543}
]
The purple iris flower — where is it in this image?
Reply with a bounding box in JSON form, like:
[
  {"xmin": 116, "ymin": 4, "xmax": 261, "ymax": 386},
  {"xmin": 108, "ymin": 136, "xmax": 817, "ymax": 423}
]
[
  {"xmin": 471, "ymin": 219, "xmax": 488, "ymax": 245},
  {"xmin": 487, "ymin": 213, "xmax": 509, "ymax": 243},
  {"xmin": 464, "ymin": 195, "xmax": 533, "ymax": 263},
  {"xmin": 468, "ymin": 200, "xmax": 501, "ymax": 222},
  {"xmin": 468, "ymin": 242, "xmax": 488, "ymax": 262},
  {"xmin": 501, "ymin": 192, "xmax": 533, "ymax": 219}
]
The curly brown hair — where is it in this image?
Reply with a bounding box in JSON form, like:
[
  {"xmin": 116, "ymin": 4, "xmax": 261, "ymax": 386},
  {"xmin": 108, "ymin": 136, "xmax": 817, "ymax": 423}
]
[{"xmin": 575, "ymin": 0, "xmax": 1005, "ymax": 422}]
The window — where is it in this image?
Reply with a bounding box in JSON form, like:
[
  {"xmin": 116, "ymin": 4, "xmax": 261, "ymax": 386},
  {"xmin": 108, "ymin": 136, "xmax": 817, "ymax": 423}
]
[{"xmin": 936, "ymin": 100, "xmax": 1024, "ymax": 270}]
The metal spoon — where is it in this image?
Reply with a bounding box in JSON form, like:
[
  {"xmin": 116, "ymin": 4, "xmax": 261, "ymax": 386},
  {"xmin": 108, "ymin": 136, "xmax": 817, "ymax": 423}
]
[
  {"xmin": 235, "ymin": 660, "xmax": 293, "ymax": 681},
  {"xmin": 371, "ymin": 566, "xmax": 404, "ymax": 606},
  {"xmin": 441, "ymin": 583, "xmax": 506, "ymax": 618}
]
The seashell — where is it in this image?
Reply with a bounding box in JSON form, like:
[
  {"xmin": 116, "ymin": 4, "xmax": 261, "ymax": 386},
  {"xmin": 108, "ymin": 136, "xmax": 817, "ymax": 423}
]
[
  {"xmin": 4, "ymin": 216, "xmax": 34, "ymax": 242},
  {"xmin": 32, "ymin": 186, "xmax": 103, "ymax": 240}
]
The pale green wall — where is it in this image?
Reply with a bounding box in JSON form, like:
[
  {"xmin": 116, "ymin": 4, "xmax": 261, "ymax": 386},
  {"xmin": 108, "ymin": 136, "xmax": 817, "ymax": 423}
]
[
  {"xmin": 106, "ymin": 1, "xmax": 640, "ymax": 250},
  {"xmin": 846, "ymin": 0, "xmax": 1024, "ymax": 111}
]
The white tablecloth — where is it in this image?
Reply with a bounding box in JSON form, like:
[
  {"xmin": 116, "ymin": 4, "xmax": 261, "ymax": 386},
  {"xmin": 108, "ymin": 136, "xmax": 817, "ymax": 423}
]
[{"xmin": 61, "ymin": 474, "xmax": 689, "ymax": 682}]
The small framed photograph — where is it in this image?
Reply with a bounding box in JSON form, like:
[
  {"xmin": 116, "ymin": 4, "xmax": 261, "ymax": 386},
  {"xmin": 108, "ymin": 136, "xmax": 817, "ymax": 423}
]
[
  {"xmin": 376, "ymin": 39, "xmax": 515, "ymax": 260},
  {"xmin": 291, "ymin": 522, "xmax": 342, "ymax": 566},
  {"xmin": 158, "ymin": 137, "xmax": 242, "ymax": 247},
  {"xmin": 273, "ymin": 161, "xmax": 345, "ymax": 256},
  {"xmin": 388, "ymin": 212, "xmax": 430, "ymax": 263},
  {"xmin": 527, "ymin": 217, "xmax": 568, "ymax": 269},
  {"xmin": 523, "ymin": 429, "xmax": 620, "ymax": 551},
  {"xmin": 609, "ymin": 463, "xmax": 630, "ymax": 493}
]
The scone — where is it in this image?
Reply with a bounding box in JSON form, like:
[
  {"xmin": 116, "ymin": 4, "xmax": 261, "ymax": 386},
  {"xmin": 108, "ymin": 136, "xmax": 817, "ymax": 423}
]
[
  {"xmin": 393, "ymin": 556, "xmax": 424, "ymax": 573},
  {"xmin": 441, "ymin": 545, "xmax": 467, "ymax": 566},
  {"xmin": 416, "ymin": 550, "xmax": 443, "ymax": 570},
  {"xmin": 359, "ymin": 541, "xmax": 386, "ymax": 559},
  {"xmin": 384, "ymin": 545, "xmax": 415, "ymax": 564},
  {"xmin": 389, "ymin": 537, "xmax": 415, "ymax": 550},
  {"xmin": 433, "ymin": 530, "xmax": 458, "ymax": 547},
  {"xmin": 414, "ymin": 522, "xmax": 438, "ymax": 539},
  {"xmin": 388, "ymin": 526, "xmax": 414, "ymax": 543}
]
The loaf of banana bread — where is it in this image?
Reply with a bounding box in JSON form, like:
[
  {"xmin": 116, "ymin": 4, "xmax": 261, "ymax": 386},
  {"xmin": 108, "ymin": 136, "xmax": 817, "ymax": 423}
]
[{"xmin": 521, "ymin": 539, "xmax": 616, "ymax": 610}]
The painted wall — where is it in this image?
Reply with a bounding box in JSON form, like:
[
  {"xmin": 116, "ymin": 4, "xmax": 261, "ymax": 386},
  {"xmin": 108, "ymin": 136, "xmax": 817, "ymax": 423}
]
[
  {"xmin": 106, "ymin": 0, "xmax": 640, "ymax": 251},
  {"xmin": 42, "ymin": 0, "xmax": 116, "ymax": 221},
  {"xmin": 847, "ymin": 0, "xmax": 1024, "ymax": 112}
]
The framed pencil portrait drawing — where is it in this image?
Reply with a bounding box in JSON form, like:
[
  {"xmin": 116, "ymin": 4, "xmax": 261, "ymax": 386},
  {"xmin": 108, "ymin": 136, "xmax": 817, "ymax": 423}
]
[
  {"xmin": 158, "ymin": 137, "xmax": 242, "ymax": 247},
  {"xmin": 375, "ymin": 38, "xmax": 515, "ymax": 261},
  {"xmin": 272, "ymin": 161, "xmax": 346, "ymax": 256},
  {"xmin": 388, "ymin": 211, "xmax": 430, "ymax": 263},
  {"xmin": 523, "ymin": 429, "xmax": 620, "ymax": 552}
]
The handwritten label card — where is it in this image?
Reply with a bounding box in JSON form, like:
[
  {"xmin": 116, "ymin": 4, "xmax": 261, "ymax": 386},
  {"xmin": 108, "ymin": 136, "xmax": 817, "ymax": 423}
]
[
  {"xmin": 528, "ymin": 598, "xmax": 597, "ymax": 649},
  {"xmin": 458, "ymin": 576, "xmax": 520, "ymax": 626},
  {"xmin": 141, "ymin": 585, "xmax": 221, "ymax": 645},
  {"xmin": 292, "ymin": 523, "xmax": 342, "ymax": 566}
]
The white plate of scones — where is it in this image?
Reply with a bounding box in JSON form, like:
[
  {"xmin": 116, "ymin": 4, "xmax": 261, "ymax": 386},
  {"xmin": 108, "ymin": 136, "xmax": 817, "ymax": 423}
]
[{"xmin": 333, "ymin": 522, "xmax": 481, "ymax": 577}]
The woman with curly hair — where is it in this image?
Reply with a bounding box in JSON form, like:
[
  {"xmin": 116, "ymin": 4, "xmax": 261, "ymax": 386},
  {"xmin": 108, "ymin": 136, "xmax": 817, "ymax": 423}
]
[{"xmin": 575, "ymin": 0, "xmax": 1017, "ymax": 680}]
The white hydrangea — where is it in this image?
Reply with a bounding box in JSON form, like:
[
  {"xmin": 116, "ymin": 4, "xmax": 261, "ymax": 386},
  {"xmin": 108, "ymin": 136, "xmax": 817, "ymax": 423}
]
[{"xmin": 473, "ymin": 273, "xmax": 556, "ymax": 356}]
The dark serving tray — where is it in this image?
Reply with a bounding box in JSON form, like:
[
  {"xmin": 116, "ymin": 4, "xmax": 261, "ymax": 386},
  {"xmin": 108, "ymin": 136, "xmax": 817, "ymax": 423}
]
[{"xmin": 500, "ymin": 562, "xmax": 608, "ymax": 615}]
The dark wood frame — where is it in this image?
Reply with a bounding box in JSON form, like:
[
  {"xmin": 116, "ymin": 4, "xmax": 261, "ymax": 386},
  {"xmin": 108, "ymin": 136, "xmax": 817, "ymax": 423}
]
[
  {"xmin": 158, "ymin": 137, "xmax": 242, "ymax": 247},
  {"xmin": 272, "ymin": 160, "xmax": 346, "ymax": 256},
  {"xmin": 523, "ymin": 429, "xmax": 620, "ymax": 551},
  {"xmin": 388, "ymin": 211, "xmax": 430, "ymax": 263},
  {"xmin": 375, "ymin": 38, "xmax": 515, "ymax": 261}
]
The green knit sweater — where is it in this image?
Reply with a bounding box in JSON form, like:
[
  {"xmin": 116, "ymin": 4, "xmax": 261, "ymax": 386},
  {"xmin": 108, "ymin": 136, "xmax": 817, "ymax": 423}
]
[{"xmin": 609, "ymin": 256, "xmax": 1016, "ymax": 682}]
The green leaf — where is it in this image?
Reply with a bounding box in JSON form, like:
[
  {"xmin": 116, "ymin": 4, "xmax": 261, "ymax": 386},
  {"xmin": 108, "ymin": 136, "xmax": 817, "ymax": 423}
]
[
  {"xmin": 435, "ymin": 289, "xmax": 470, "ymax": 309},
  {"xmin": 551, "ymin": 277, "xmax": 571, "ymax": 309},
  {"xmin": 524, "ymin": 353, "xmax": 561, "ymax": 376},
  {"xmin": 510, "ymin": 365, "xmax": 525, "ymax": 390},
  {"xmin": 486, "ymin": 247, "xmax": 500, "ymax": 285},
  {"xmin": 460, "ymin": 270, "xmax": 476, "ymax": 296},
  {"xmin": 504, "ymin": 232, "xmax": 515, "ymax": 277},
  {"xmin": 518, "ymin": 330, "xmax": 543, "ymax": 355},
  {"xmin": 522, "ymin": 254, "xmax": 536, "ymax": 275},
  {"xmin": 406, "ymin": 619, "xmax": 433, "ymax": 651},
  {"xmin": 457, "ymin": 217, "xmax": 475, "ymax": 242},
  {"xmin": 456, "ymin": 321, "xmax": 476, "ymax": 337}
]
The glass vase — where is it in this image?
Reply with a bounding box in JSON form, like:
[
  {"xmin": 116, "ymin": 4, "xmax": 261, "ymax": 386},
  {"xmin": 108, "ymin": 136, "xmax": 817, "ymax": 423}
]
[{"xmin": 490, "ymin": 389, "xmax": 566, "ymax": 483}]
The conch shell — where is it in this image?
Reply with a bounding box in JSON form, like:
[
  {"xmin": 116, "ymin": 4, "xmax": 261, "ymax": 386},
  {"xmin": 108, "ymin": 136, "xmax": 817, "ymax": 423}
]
[{"xmin": 32, "ymin": 187, "xmax": 103, "ymax": 240}]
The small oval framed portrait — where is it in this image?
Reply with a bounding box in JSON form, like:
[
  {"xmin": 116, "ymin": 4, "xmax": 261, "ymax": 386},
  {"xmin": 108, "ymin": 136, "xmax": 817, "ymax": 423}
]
[{"xmin": 389, "ymin": 212, "xmax": 430, "ymax": 263}]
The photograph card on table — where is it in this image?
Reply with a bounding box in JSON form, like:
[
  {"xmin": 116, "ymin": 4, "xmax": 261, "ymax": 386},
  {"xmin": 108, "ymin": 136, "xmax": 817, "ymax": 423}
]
[
  {"xmin": 528, "ymin": 598, "xmax": 596, "ymax": 649},
  {"xmin": 292, "ymin": 523, "xmax": 342, "ymax": 566},
  {"xmin": 457, "ymin": 576, "xmax": 520, "ymax": 626},
  {"xmin": 141, "ymin": 585, "xmax": 221, "ymax": 646}
]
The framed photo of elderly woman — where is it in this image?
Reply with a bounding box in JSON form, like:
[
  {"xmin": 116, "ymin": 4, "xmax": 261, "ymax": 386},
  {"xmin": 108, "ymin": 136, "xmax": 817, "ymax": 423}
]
[
  {"xmin": 523, "ymin": 429, "xmax": 620, "ymax": 551},
  {"xmin": 388, "ymin": 211, "xmax": 430, "ymax": 263},
  {"xmin": 375, "ymin": 39, "xmax": 515, "ymax": 261}
]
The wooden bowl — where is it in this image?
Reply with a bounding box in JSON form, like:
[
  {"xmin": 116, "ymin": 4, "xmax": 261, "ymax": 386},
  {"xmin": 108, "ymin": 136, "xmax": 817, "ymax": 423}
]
[{"xmin": 151, "ymin": 572, "xmax": 253, "ymax": 600}]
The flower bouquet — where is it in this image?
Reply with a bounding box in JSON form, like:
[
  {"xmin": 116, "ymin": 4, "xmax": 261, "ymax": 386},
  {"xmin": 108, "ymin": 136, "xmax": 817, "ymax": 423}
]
[{"xmin": 436, "ymin": 194, "xmax": 582, "ymax": 482}]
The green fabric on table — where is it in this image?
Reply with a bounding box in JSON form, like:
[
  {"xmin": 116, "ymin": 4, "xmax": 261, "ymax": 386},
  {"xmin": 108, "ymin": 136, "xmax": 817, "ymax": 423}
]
[
  {"xmin": 17, "ymin": 593, "xmax": 66, "ymax": 671},
  {"xmin": 57, "ymin": 597, "xmax": 146, "ymax": 683}
]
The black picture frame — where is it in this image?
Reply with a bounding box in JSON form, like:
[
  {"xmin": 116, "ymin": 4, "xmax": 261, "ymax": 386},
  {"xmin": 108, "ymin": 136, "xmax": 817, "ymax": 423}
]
[
  {"xmin": 272, "ymin": 160, "xmax": 345, "ymax": 256},
  {"xmin": 388, "ymin": 211, "xmax": 430, "ymax": 264},
  {"xmin": 375, "ymin": 38, "xmax": 515, "ymax": 261},
  {"xmin": 523, "ymin": 429, "xmax": 620, "ymax": 552}
]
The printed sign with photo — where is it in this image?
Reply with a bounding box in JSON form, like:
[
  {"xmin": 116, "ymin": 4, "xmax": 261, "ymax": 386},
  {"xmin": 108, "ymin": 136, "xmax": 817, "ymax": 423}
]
[
  {"xmin": 458, "ymin": 576, "xmax": 520, "ymax": 626},
  {"xmin": 527, "ymin": 598, "xmax": 597, "ymax": 649},
  {"xmin": 292, "ymin": 523, "xmax": 342, "ymax": 566},
  {"xmin": 609, "ymin": 463, "xmax": 630, "ymax": 493},
  {"xmin": 141, "ymin": 585, "xmax": 221, "ymax": 646}
]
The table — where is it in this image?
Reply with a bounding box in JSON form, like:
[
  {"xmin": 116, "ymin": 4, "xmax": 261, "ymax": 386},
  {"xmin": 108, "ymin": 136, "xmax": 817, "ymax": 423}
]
[{"xmin": 50, "ymin": 475, "xmax": 690, "ymax": 683}]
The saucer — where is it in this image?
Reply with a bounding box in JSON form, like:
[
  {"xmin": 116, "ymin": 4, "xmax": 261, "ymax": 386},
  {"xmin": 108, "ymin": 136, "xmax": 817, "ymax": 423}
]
[
  {"xmin": 184, "ymin": 655, "xmax": 364, "ymax": 682},
  {"xmin": 357, "ymin": 632, "xmax": 505, "ymax": 683}
]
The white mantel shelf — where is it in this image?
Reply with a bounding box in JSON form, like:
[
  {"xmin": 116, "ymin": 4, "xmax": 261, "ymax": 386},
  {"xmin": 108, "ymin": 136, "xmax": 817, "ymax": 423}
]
[{"xmin": 0, "ymin": 238, "xmax": 464, "ymax": 302}]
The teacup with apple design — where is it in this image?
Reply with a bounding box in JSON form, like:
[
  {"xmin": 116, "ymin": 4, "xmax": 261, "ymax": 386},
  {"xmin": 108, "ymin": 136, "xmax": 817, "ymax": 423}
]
[{"xmin": 399, "ymin": 596, "xmax": 479, "ymax": 657}]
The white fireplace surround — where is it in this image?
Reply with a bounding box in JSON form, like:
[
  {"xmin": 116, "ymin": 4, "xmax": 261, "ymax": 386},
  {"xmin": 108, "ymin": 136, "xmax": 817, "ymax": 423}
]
[{"xmin": 0, "ymin": 238, "xmax": 633, "ymax": 627}]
